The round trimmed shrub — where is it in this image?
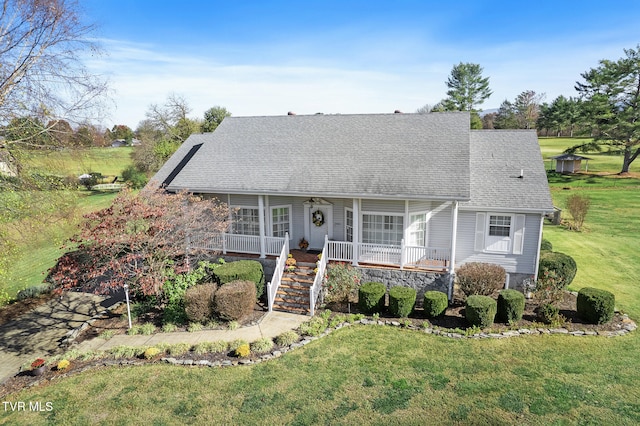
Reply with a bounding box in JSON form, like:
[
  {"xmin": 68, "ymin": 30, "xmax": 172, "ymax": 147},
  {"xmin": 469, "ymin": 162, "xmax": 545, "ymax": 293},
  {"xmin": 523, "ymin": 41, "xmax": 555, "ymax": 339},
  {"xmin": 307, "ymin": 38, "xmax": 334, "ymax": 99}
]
[
  {"xmin": 358, "ymin": 282, "xmax": 386, "ymax": 314},
  {"xmin": 423, "ymin": 291, "xmax": 448, "ymax": 318},
  {"xmin": 184, "ymin": 282, "xmax": 217, "ymax": 323},
  {"xmin": 456, "ymin": 262, "xmax": 506, "ymax": 298},
  {"xmin": 213, "ymin": 280, "xmax": 256, "ymax": 321},
  {"xmin": 577, "ymin": 287, "xmax": 615, "ymax": 324},
  {"xmin": 535, "ymin": 303, "xmax": 559, "ymax": 324},
  {"xmin": 212, "ymin": 260, "xmax": 265, "ymax": 301},
  {"xmin": 465, "ymin": 295, "xmax": 497, "ymax": 328},
  {"xmin": 540, "ymin": 238, "xmax": 553, "ymax": 252},
  {"xmin": 388, "ymin": 286, "xmax": 416, "ymax": 318},
  {"xmin": 537, "ymin": 252, "xmax": 577, "ymax": 289},
  {"xmin": 496, "ymin": 289, "xmax": 525, "ymax": 323}
]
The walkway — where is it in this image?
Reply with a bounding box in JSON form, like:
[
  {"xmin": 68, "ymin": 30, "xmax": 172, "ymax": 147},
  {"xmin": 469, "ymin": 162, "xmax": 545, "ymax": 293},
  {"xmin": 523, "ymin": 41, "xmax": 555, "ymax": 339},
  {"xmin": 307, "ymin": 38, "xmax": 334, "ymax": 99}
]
[
  {"xmin": 0, "ymin": 292, "xmax": 111, "ymax": 384},
  {"xmin": 0, "ymin": 291, "xmax": 308, "ymax": 384}
]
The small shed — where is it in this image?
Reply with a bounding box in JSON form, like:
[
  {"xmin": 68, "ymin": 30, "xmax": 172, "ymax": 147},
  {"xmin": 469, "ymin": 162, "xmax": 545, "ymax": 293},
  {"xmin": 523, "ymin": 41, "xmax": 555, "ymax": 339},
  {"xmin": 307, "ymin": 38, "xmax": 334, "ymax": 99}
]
[{"xmin": 550, "ymin": 153, "xmax": 591, "ymax": 174}]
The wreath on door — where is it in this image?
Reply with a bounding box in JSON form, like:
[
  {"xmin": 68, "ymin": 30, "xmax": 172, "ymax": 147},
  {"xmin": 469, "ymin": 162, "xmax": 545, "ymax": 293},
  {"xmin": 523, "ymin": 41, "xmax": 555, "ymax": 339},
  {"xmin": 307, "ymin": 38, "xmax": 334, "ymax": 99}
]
[{"xmin": 312, "ymin": 210, "xmax": 325, "ymax": 227}]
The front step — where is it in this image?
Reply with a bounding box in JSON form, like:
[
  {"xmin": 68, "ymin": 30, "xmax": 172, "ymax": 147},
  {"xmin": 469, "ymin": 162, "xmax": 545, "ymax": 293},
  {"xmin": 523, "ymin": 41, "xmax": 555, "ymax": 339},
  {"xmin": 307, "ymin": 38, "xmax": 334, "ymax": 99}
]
[{"xmin": 272, "ymin": 264, "xmax": 316, "ymax": 315}]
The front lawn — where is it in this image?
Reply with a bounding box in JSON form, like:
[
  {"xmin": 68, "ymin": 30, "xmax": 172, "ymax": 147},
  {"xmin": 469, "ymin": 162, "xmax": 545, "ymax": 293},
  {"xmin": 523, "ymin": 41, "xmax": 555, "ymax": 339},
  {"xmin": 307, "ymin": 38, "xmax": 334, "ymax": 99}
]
[{"xmin": 3, "ymin": 326, "xmax": 640, "ymax": 425}]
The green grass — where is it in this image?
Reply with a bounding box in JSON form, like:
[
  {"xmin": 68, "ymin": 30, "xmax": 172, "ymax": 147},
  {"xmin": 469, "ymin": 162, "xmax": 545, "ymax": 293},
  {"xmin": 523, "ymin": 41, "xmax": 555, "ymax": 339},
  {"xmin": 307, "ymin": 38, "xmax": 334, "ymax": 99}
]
[
  {"xmin": 539, "ymin": 136, "xmax": 638, "ymax": 174},
  {"xmin": 2, "ymin": 139, "xmax": 640, "ymax": 423},
  {"xmin": 3, "ymin": 326, "xmax": 640, "ymax": 425},
  {"xmin": 24, "ymin": 147, "xmax": 134, "ymax": 178}
]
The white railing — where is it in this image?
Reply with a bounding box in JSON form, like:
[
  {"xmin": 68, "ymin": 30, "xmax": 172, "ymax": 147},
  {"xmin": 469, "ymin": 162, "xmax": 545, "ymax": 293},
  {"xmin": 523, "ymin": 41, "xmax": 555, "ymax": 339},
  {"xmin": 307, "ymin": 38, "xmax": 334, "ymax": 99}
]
[
  {"xmin": 403, "ymin": 245, "xmax": 450, "ymax": 270},
  {"xmin": 189, "ymin": 233, "xmax": 285, "ymax": 256},
  {"xmin": 358, "ymin": 242, "xmax": 402, "ymax": 265},
  {"xmin": 267, "ymin": 233, "xmax": 289, "ymax": 312},
  {"xmin": 310, "ymin": 236, "xmax": 329, "ymax": 316},
  {"xmin": 326, "ymin": 240, "xmax": 449, "ymax": 271},
  {"xmin": 327, "ymin": 240, "xmax": 353, "ymax": 262}
]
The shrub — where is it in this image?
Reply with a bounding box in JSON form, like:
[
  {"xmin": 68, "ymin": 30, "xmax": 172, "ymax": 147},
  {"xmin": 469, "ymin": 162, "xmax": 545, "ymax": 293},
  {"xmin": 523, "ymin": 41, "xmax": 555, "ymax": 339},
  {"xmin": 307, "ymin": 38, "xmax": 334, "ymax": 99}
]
[
  {"xmin": 423, "ymin": 291, "xmax": 449, "ymax": 318},
  {"xmin": 465, "ymin": 295, "xmax": 497, "ymax": 328},
  {"xmin": 193, "ymin": 341, "xmax": 228, "ymax": 354},
  {"xmin": 357, "ymin": 282, "xmax": 386, "ymax": 314},
  {"xmin": 16, "ymin": 283, "xmax": 53, "ymax": 300},
  {"xmin": 143, "ymin": 347, "xmax": 161, "ymax": 359},
  {"xmin": 251, "ymin": 337, "xmax": 274, "ymax": 354},
  {"xmin": 577, "ymin": 287, "xmax": 615, "ymax": 324},
  {"xmin": 213, "ymin": 280, "xmax": 256, "ymax": 321},
  {"xmin": 187, "ymin": 322, "xmax": 203, "ymax": 332},
  {"xmin": 139, "ymin": 323, "xmax": 156, "ymax": 335},
  {"xmin": 535, "ymin": 303, "xmax": 559, "ymax": 324},
  {"xmin": 228, "ymin": 339, "xmax": 248, "ymax": 352},
  {"xmin": 537, "ymin": 252, "xmax": 577, "ymax": 289},
  {"xmin": 275, "ymin": 330, "xmax": 299, "ymax": 346},
  {"xmin": 456, "ymin": 262, "xmax": 506, "ymax": 298},
  {"xmin": 162, "ymin": 323, "xmax": 178, "ymax": 333},
  {"xmin": 184, "ymin": 282, "xmax": 217, "ymax": 323},
  {"xmin": 566, "ymin": 194, "xmax": 590, "ymax": 231},
  {"xmin": 56, "ymin": 359, "xmax": 71, "ymax": 371},
  {"xmin": 299, "ymin": 316, "xmax": 328, "ymax": 336},
  {"xmin": 212, "ymin": 260, "xmax": 265, "ymax": 301},
  {"xmin": 497, "ymin": 289, "xmax": 525, "ymax": 323},
  {"xmin": 227, "ymin": 320, "xmax": 240, "ymax": 330},
  {"xmin": 166, "ymin": 343, "xmax": 191, "ymax": 356},
  {"xmin": 388, "ymin": 286, "xmax": 417, "ymax": 318},
  {"xmin": 324, "ymin": 263, "xmax": 362, "ymax": 304},
  {"xmin": 235, "ymin": 343, "xmax": 251, "ymax": 358},
  {"xmin": 540, "ymin": 238, "xmax": 553, "ymax": 252},
  {"xmin": 121, "ymin": 165, "xmax": 148, "ymax": 189}
]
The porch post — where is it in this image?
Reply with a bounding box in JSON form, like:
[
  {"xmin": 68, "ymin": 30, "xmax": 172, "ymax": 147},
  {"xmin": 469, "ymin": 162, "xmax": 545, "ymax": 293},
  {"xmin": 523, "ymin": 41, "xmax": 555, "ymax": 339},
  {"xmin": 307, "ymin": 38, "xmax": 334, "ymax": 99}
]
[
  {"xmin": 258, "ymin": 195, "xmax": 266, "ymax": 258},
  {"xmin": 447, "ymin": 201, "xmax": 459, "ymax": 301},
  {"xmin": 352, "ymin": 198, "xmax": 360, "ymax": 266}
]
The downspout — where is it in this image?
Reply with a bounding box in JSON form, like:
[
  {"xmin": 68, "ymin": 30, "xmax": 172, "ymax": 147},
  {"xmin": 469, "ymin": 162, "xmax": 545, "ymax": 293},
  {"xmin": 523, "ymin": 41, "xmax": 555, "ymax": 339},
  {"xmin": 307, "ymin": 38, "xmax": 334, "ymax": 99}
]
[
  {"xmin": 447, "ymin": 201, "xmax": 459, "ymax": 301},
  {"xmin": 533, "ymin": 214, "xmax": 545, "ymax": 283},
  {"xmin": 258, "ymin": 195, "xmax": 266, "ymax": 258}
]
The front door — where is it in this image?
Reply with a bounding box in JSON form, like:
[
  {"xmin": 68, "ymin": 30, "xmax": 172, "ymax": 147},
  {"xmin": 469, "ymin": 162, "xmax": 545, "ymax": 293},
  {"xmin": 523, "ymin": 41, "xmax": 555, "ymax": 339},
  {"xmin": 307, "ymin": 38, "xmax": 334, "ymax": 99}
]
[{"xmin": 308, "ymin": 204, "xmax": 331, "ymax": 249}]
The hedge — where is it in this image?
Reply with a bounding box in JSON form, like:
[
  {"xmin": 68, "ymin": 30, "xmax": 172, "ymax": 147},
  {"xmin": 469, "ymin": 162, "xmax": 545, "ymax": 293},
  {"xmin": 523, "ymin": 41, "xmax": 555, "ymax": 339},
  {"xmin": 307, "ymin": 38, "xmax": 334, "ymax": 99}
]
[
  {"xmin": 496, "ymin": 289, "xmax": 525, "ymax": 323},
  {"xmin": 465, "ymin": 295, "xmax": 497, "ymax": 328},
  {"xmin": 184, "ymin": 282, "xmax": 218, "ymax": 323},
  {"xmin": 358, "ymin": 282, "xmax": 386, "ymax": 314},
  {"xmin": 213, "ymin": 280, "xmax": 256, "ymax": 321},
  {"xmin": 577, "ymin": 287, "xmax": 615, "ymax": 324},
  {"xmin": 212, "ymin": 260, "xmax": 265, "ymax": 301},
  {"xmin": 537, "ymin": 251, "xmax": 577, "ymax": 289},
  {"xmin": 388, "ymin": 286, "xmax": 416, "ymax": 318},
  {"xmin": 456, "ymin": 262, "xmax": 506, "ymax": 298},
  {"xmin": 423, "ymin": 291, "xmax": 448, "ymax": 318}
]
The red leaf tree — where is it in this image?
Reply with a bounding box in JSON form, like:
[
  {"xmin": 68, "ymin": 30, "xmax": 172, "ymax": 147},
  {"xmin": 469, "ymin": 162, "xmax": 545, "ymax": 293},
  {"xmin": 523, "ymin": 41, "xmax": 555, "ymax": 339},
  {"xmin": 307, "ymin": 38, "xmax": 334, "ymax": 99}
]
[{"xmin": 50, "ymin": 184, "xmax": 230, "ymax": 297}]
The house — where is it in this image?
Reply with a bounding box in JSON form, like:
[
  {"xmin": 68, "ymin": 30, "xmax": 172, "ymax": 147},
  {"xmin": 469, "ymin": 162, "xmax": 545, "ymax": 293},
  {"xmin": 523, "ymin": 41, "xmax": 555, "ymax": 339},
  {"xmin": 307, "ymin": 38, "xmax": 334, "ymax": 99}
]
[
  {"xmin": 550, "ymin": 153, "xmax": 590, "ymax": 174},
  {"xmin": 151, "ymin": 112, "xmax": 553, "ymax": 313}
]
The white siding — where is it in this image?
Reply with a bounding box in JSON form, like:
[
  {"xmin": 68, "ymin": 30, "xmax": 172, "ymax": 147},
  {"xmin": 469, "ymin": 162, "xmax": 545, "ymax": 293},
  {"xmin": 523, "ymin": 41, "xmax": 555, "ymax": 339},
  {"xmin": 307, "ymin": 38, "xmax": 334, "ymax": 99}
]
[
  {"xmin": 361, "ymin": 199, "xmax": 405, "ymax": 214},
  {"xmin": 408, "ymin": 200, "xmax": 432, "ymax": 213},
  {"xmin": 455, "ymin": 210, "xmax": 542, "ymax": 274},
  {"xmin": 428, "ymin": 203, "xmax": 452, "ymax": 248}
]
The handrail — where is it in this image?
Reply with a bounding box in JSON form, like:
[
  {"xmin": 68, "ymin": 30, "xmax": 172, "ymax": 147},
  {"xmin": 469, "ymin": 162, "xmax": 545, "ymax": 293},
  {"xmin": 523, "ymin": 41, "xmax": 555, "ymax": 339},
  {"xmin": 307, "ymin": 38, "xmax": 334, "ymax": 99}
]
[
  {"xmin": 267, "ymin": 232, "xmax": 289, "ymax": 312},
  {"xmin": 310, "ymin": 235, "xmax": 329, "ymax": 316}
]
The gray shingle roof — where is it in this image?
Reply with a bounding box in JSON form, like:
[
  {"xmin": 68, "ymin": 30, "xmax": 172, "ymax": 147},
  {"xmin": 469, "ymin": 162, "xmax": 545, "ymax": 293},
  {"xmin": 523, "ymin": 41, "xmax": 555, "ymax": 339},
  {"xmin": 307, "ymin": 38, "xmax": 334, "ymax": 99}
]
[
  {"xmin": 463, "ymin": 130, "xmax": 553, "ymax": 212},
  {"xmin": 153, "ymin": 113, "xmax": 552, "ymax": 211},
  {"xmin": 163, "ymin": 112, "xmax": 472, "ymax": 200}
]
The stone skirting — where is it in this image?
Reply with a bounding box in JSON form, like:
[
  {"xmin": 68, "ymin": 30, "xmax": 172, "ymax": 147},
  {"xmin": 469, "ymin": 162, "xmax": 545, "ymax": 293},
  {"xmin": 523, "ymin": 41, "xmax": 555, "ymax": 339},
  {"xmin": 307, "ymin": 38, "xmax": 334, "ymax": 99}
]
[{"xmin": 354, "ymin": 267, "xmax": 449, "ymax": 305}]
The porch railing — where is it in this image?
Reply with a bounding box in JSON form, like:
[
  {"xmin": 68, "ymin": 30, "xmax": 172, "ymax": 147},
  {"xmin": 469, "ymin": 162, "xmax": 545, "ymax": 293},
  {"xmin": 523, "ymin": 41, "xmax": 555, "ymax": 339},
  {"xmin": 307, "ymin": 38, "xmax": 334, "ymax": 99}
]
[
  {"xmin": 267, "ymin": 233, "xmax": 289, "ymax": 312},
  {"xmin": 190, "ymin": 232, "xmax": 285, "ymax": 256},
  {"xmin": 310, "ymin": 236, "xmax": 329, "ymax": 316},
  {"xmin": 326, "ymin": 240, "xmax": 449, "ymax": 271}
]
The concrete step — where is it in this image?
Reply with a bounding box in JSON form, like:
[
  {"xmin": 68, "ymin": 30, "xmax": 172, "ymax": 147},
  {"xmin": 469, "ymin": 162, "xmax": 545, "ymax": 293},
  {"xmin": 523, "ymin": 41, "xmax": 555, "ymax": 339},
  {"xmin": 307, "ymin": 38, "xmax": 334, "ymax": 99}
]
[{"xmin": 272, "ymin": 303, "xmax": 310, "ymax": 314}]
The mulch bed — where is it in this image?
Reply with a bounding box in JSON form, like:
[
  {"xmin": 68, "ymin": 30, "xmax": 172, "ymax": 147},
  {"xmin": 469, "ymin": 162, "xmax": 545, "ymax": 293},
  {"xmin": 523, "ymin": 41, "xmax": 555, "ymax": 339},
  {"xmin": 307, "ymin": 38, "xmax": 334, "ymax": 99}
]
[{"xmin": 0, "ymin": 291, "xmax": 631, "ymax": 398}]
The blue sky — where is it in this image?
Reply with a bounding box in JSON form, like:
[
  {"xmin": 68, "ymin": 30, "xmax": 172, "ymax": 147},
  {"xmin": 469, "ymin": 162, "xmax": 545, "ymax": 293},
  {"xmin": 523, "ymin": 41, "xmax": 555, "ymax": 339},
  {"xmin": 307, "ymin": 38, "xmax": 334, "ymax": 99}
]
[{"xmin": 83, "ymin": 1, "xmax": 640, "ymax": 128}]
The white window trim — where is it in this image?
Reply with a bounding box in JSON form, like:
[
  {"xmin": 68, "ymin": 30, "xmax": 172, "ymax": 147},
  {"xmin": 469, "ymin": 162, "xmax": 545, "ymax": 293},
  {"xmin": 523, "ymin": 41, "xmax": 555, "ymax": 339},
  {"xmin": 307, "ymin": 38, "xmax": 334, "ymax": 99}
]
[
  {"xmin": 345, "ymin": 207, "xmax": 353, "ymax": 243},
  {"xmin": 270, "ymin": 204, "xmax": 292, "ymax": 239},
  {"xmin": 475, "ymin": 212, "xmax": 525, "ymax": 255},
  {"xmin": 361, "ymin": 211, "xmax": 405, "ymax": 246},
  {"xmin": 231, "ymin": 205, "xmax": 260, "ymax": 236},
  {"xmin": 407, "ymin": 211, "xmax": 429, "ymax": 247}
]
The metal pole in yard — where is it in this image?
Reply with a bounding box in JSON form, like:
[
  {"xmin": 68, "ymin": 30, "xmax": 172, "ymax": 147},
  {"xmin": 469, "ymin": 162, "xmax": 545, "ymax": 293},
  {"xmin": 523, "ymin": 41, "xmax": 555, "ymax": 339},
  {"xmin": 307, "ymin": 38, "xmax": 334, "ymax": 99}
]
[{"xmin": 124, "ymin": 283, "xmax": 132, "ymax": 329}]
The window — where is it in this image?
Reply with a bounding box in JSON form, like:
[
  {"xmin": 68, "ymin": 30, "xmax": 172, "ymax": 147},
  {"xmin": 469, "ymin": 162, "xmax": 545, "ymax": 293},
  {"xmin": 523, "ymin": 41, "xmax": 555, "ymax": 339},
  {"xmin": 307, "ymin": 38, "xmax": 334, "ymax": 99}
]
[
  {"xmin": 362, "ymin": 213, "xmax": 403, "ymax": 245},
  {"xmin": 271, "ymin": 206, "xmax": 290, "ymax": 238},
  {"xmin": 475, "ymin": 212, "xmax": 526, "ymax": 254},
  {"xmin": 232, "ymin": 207, "xmax": 260, "ymax": 236},
  {"xmin": 408, "ymin": 212, "xmax": 427, "ymax": 246},
  {"xmin": 489, "ymin": 215, "xmax": 511, "ymax": 237},
  {"xmin": 345, "ymin": 208, "xmax": 353, "ymax": 242}
]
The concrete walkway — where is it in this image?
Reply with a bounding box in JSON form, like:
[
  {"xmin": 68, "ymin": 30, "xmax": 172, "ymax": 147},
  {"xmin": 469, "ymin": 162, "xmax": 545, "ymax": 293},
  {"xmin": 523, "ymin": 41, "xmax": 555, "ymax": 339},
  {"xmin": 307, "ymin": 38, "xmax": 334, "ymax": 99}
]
[
  {"xmin": 0, "ymin": 291, "xmax": 309, "ymax": 384},
  {"xmin": 76, "ymin": 311, "xmax": 308, "ymax": 352},
  {"xmin": 0, "ymin": 292, "xmax": 111, "ymax": 384}
]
